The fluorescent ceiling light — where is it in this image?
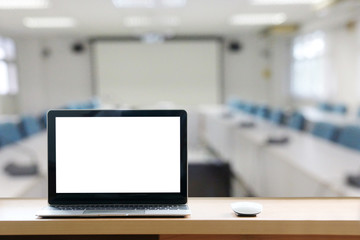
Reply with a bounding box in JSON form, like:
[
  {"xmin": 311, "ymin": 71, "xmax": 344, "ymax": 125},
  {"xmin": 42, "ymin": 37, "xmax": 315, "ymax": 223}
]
[
  {"xmin": 124, "ymin": 16, "xmax": 152, "ymax": 27},
  {"xmin": 161, "ymin": 0, "xmax": 186, "ymax": 7},
  {"xmin": 112, "ymin": 0, "xmax": 186, "ymax": 8},
  {"xmin": 251, "ymin": 0, "xmax": 324, "ymax": 5},
  {"xmin": 160, "ymin": 16, "xmax": 181, "ymax": 26},
  {"xmin": 141, "ymin": 33, "xmax": 165, "ymax": 44},
  {"xmin": 23, "ymin": 17, "xmax": 76, "ymax": 28},
  {"xmin": 124, "ymin": 16, "xmax": 180, "ymax": 27},
  {"xmin": 112, "ymin": 0, "xmax": 154, "ymax": 8},
  {"xmin": 0, "ymin": 0, "xmax": 48, "ymax": 9},
  {"xmin": 230, "ymin": 13, "xmax": 287, "ymax": 25}
]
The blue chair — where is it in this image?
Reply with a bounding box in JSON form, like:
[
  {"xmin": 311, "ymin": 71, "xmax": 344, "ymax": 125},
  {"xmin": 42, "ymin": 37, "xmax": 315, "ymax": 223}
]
[
  {"xmin": 226, "ymin": 99, "xmax": 242, "ymax": 111},
  {"xmin": 240, "ymin": 103, "xmax": 247, "ymax": 112},
  {"xmin": 237, "ymin": 103, "xmax": 245, "ymax": 111},
  {"xmin": 333, "ymin": 104, "xmax": 347, "ymax": 115},
  {"xmin": 318, "ymin": 102, "xmax": 333, "ymax": 112},
  {"xmin": 242, "ymin": 104, "xmax": 252, "ymax": 114},
  {"xmin": 20, "ymin": 116, "xmax": 42, "ymax": 137},
  {"xmin": 270, "ymin": 110, "xmax": 285, "ymax": 125},
  {"xmin": 256, "ymin": 106, "xmax": 270, "ymax": 119},
  {"xmin": 39, "ymin": 112, "xmax": 47, "ymax": 129},
  {"xmin": 337, "ymin": 126, "xmax": 360, "ymax": 151},
  {"xmin": 311, "ymin": 122, "xmax": 339, "ymax": 142},
  {"xmin": 78, "ymin": 103, "xmax": 88, "ymax": 109},
  {"xmin": 288, "ymin": 112, "xmax": 306, "ymax": 131},
  {"xmin": 0, "ymin": 123, "xmax": 22, "ymax": 147},
  {"xmin": 68, "ymin": 99, "xmax": 100, "ymax": 110},
  {"xmin": 248, "ymin": 105, "xmax": 258, "ymax": 115},
  {"xmin": 89, "ymin": 98, "xmax": 100, "ymax": 109},
  {"xmin": 65, "ymin": 103, "xmax": 79, "ymax": 109}
]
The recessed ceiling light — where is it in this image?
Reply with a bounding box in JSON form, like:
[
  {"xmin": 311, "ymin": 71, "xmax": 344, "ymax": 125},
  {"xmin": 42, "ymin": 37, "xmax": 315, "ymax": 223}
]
[
  {"xmin": 230, "ymin": 13, "xmax": 287, "ymax": 25},
  {"xmin": 23, "ymin": 17, "xmax": 76, "ymax": 28},
  {"xmin": 251, "ymin": 0, "xmax": 324, "ymax": 5},
  {"xmin": 124, "ymin": 16, "xmax": 152, "ymax": 27},
  {"xmin": 0, "ymin": 0, "xmax": 48, "ymax": 9},
  {"xmin": 112, "ymin": 0, "xmax": 186, "ymax": 8}
]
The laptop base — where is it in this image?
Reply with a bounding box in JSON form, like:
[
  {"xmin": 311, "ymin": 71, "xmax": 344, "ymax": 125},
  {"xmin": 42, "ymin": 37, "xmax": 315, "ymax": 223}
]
[{"xmin": 37, "ymin": 204, "xmax": 191, "ymax": 217}]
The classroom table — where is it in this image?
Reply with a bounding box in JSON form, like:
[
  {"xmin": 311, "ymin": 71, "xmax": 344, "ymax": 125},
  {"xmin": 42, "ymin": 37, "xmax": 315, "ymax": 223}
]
[
  {"xmin": 0, "ymin": 198, "xmax": 360, "ymax": 239},
  {"xmin": 0, "ymin": 132, "xmax": 47, "ymax": 198},
  {"xmin": 200, "ymin": 105, "xmax": 360, "ymax": 197},
  {"xmin": 300, "ymin": 106, "xmax": 357, "ymax": 126},
  {"xmin": 262, "ymin": 130, "xmax": 360, "ymax": 197},
  {"xmin": 200, "ymin": 105, "xmax": 253, "ymax": 161}
]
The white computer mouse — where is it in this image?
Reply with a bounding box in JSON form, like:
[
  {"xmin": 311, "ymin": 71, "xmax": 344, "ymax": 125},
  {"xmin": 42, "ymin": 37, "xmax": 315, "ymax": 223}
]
[{"xmin": 231, "ymin": 202, "xmax": 262, "ymax": 217}]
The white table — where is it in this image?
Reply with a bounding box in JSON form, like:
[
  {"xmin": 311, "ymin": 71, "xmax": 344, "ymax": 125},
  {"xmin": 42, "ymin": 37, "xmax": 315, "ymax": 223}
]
[
  {"xmin": 200, "ymin": 105, "xmax": 254, "ymax": 161},
  {"xmin": 200, "ymin": 105, "xmax": 360, "ymax": 197},
  {"xmin": 262, "ymin": 131, "xmax": 360, "ymax": 197},
  {"xmin": 0, "ymin": 132, "xmax": 47, "ymax": 198},
  {"xmin": 230, "ymin": 120, "xmax": 289, "ymax": 195},
  {"xmin": 300, "ymin": 106, "xmax": 357, "ymax": 127}
]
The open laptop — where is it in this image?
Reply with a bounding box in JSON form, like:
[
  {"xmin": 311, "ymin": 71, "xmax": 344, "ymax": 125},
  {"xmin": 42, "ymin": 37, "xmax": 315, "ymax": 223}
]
[{"xmin": 37, "ymin": 109, "xmax": 190, "ymax": 217}]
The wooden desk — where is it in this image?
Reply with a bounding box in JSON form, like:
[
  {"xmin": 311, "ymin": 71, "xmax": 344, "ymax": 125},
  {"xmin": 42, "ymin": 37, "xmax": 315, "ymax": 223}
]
[{"xmin": 1, "ymin": 198, "xmax": 360, "ymax": 240}]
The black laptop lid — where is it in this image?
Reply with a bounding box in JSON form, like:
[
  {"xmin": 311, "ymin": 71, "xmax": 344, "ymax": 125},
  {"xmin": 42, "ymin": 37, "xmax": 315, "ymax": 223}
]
[{"xmin": 47, "ymin": 110, "xmax": 187, "ymax": 204}]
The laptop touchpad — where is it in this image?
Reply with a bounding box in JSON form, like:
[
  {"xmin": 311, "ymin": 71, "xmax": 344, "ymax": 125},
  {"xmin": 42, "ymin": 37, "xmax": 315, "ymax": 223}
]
[{"xmin": 84, "ymin": 210, "xmax": 145, "ymax": 215}]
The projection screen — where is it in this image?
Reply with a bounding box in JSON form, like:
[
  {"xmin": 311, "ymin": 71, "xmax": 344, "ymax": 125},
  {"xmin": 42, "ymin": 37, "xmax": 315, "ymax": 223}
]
[{"xmin": 92, "ymin": 40, "xmax": 221, "ymax": 107}]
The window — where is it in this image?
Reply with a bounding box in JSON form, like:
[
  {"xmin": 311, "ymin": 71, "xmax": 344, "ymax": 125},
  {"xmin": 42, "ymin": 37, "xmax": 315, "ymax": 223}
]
[
  {"xmin": 290, "ymin": 31, "xmax": 329, "ymax": 99},
  {"xmin": 0, "ymin": 37, "xmax": 18, "ymax": 95}
]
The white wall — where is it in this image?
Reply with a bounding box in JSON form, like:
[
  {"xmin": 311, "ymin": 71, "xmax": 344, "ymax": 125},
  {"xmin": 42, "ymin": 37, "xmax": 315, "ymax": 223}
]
[
  {"xmin": 224, "ymin": 34, "xmax": 292, "ymax": 108},
  {"xmin": 295, "ymin": 15, "xmax": 360, "ymax": 114},
  {"xmin": 16, "ymin": 38, "xmax": 45, "ymax": 114},
  {"xmin": 15, "ymin": 37, "xmax": 92, "ymax": 114},
  {"xmin": 268, "ymin": 36, "xmax": 292, "ymax": 108},
  {"xmin": 329, "ymin": 25, "xmax": 359, "ymax": 114},
  {"xmin": 224, "ymin": 35, "xmax": 269, "ymax": 104},
  {"xmin": 10, "ymin": 34, "xmax": 294, "ymax": 114},
  {"xmin": 42, "ymin": 38, "xmax": 92, "ymax": 109},
  {"xmin": 12, "ymin": 35, "xmax": 285, "ymax": 115},
  {"xmin": 8, "ymin": 16, "xmax": 360, "ymax": 115}
]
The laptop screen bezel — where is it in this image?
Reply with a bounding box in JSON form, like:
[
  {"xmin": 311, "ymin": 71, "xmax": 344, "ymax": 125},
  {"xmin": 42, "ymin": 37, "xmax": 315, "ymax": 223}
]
[{"xmin": 47, "ymin": 109, "xmax": 187, "ymax": 205}]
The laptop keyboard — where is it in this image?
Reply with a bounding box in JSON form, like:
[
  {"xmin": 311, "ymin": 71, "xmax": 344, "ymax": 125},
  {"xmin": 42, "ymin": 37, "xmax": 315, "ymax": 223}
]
[{"xmin": 52, "ymin": 204, "xmax": 188, "ymax": 211}]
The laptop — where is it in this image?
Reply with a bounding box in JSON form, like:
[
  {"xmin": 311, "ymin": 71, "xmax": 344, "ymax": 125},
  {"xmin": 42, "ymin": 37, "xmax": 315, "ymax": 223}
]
[{"xmin": 37, "ymin": 109, "xmax": 190, "ymax": 217}]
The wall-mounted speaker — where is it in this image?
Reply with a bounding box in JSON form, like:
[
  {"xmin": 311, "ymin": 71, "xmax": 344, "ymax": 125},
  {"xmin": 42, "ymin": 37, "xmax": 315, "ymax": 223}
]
[
  {"xmin": 72, "ymin": 42, "xmax": 85, "ymax": 54},
  {"xmin": 41, "ymin": 47, "xmax": 51, "ymax": 58},
  {"xmin": 228, "ymin": 41, "xmax": 242, "ymax": 53}
]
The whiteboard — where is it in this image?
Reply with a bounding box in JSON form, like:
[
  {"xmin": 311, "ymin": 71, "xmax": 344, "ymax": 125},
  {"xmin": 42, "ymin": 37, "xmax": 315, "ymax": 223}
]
[{"xmin": 92, "ymin": 40, "xmax": 221, "ymax": 107}]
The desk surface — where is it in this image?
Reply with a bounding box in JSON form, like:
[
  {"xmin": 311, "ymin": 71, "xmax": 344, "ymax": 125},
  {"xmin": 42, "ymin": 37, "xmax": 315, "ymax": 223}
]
[{"xmin": 1, "ymin": 198, "xmax": 360, "ymax": 236}]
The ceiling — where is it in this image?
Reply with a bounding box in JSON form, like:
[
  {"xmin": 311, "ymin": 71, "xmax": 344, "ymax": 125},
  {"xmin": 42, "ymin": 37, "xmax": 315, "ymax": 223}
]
[{"xmin": 0, "ymin": 0, "xmax": 358, "ymax": 37}]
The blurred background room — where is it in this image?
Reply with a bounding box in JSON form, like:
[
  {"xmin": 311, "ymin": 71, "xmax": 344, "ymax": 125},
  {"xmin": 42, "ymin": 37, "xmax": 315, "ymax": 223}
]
[{"xmin": 0, "ymin": 0, "xmax": 360, "ymax": 198}]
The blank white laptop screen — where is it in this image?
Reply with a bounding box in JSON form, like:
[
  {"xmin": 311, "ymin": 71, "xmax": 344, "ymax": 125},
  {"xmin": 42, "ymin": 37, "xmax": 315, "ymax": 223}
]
[{"xmin": 55, "ymin": 117, "xmax": 180, "ymax": 193}]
